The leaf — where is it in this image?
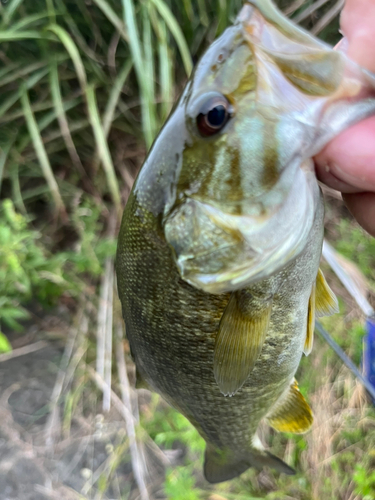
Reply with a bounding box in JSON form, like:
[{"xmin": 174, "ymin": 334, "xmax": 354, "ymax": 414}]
[{"xmin": 0, "ymin": 332, "xmax": 12, "ymax": 353}]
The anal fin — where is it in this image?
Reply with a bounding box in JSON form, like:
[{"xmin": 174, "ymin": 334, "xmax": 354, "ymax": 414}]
[
  {"xmin": 267, "ymin": 379, "xmax": 313, "ymax": 434},
  {"xmin": 214, "ymin": 293, "xmax": 271, "ymax": 397},
  {"xmin": 315, "ymin": 268, "xmax": 339, "ymax": 318}
]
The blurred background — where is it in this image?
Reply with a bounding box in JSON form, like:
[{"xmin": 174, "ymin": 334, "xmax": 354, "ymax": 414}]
[{"xmin": 0, "ymin": 0, "xmax": 374, "ymax": 499}]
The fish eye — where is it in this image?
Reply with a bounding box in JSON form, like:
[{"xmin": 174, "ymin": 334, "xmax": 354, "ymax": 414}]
[{"xmin": 196, "ymin": 96, "xmax": 231, "ymax": 137}]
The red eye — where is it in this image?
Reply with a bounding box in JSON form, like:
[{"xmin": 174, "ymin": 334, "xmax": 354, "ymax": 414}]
[{"xmin": 196, "ymin": 96, "xmax": 231, "ymax": 137}]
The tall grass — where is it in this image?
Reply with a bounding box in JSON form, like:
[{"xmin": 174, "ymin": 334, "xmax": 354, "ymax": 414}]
[
  {"xmin": 0, "ymin": 0, "xmax": 342, "ymax": 217},
  {"xmin": 0, "ymin": 0, "xmax": 250, "ymax": 216}
]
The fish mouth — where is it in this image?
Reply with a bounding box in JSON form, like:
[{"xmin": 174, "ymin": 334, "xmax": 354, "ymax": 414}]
[{"xmin": 164, "ymin": 168, "xmax": 319, "ymax": 294}]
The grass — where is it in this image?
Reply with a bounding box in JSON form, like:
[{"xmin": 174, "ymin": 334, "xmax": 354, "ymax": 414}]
[
  {"xmin": 0, "ymin": 0, "xmax": 250, "ymax": 217},
  {"xmin": 0, "ymin": 0, "xmax": 342, "ymax": 217},
  {"xmin": 0, "ymin": 0, "xmax": 371, "ymax": 498}
]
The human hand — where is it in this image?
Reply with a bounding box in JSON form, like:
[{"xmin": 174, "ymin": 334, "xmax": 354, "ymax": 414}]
[{"xmin": 314, "ymin": 0, "xmax": 375, "ymax": 237}]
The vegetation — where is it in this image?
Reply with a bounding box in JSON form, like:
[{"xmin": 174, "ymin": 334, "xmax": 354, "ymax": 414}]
[{"xmin": 0, "ymin": 0, "xmax": 373, "ymax": 499}]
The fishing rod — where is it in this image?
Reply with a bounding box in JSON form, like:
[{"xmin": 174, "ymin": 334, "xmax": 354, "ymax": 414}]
[
  {"xmin": 320, "ymin": 240, "xmax": 375, "ymax": 401},
  {"xmin": 315, "ymin": 320, "xmax": 375, "ymax": 401}
]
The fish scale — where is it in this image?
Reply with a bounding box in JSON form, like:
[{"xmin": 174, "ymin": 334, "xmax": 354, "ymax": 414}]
[
  {"xmin": 117, "ymin": 177, "xmax": 323, "ymax": 469},
  {"xmin": 117, "ymin": 0, "xmax": 375, "ymax": 483}
]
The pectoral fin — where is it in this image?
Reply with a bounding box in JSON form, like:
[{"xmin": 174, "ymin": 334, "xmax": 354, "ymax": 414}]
[
  {"xmin": 304, "ymin": 282, "xmax": 316, "ymax": 356},
  {"xmin": 315, "ymin": 268, "xmax": 339, "ymax": 318},
  {"xmin": 267, "ymin": 379, "xmax": 313, "ymax": 434},
  {"xmin": 214, "ymin": 293, "xmax": 271, "ymax": 397}
]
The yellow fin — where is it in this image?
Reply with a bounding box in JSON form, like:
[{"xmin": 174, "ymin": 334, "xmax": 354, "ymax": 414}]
[
  {"xmin": 304, "ymin": 282, "xmax": 316, "ymax": 356},
  {"xmin": 204, "ymin": 443, "xmax": 294, "ymax": 483},
  {"xmin": 267, "ymin": 379, "xmax": 313, "ymax": 434},
  {"xmin": 213, "ymin": 293, "xmax": 271, "ymax": 397},
  {"xmin": 315, "ymin": 268, "xmax": 339, "ymax": 318}
]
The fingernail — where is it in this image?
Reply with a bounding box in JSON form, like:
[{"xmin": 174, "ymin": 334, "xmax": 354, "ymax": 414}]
[{"xmin": 335, "ymin": 36, "xmax": 349, "ymax": 54}]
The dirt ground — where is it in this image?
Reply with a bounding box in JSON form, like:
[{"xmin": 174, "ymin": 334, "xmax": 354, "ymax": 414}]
[{"xmin": 0, "ymin": 313, "xmax": 171, "ymax": 500}]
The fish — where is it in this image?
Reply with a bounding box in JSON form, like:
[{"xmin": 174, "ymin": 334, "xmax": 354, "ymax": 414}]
[{"xmin": 116, "ymin": 0, "xmax": 375, "ymax": 483}]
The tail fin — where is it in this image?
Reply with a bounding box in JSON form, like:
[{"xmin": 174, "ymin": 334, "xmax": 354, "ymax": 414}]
[{"xmin": 204, "ymin": 444, "xmax": 295, "ymax": 484}]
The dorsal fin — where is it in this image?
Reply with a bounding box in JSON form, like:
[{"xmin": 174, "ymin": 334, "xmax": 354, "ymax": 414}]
[
  {"xmin": 304, "ymin": 282, "xmax": 316, "ymax": 356},
  {"xmin": 315, "ymin": 268, "xmax": 339, "ymax": 318},
  {"xmin": 213, "ymin": 293, "xmax": 272, "ymax": 397},
  {"xmin": 266, "ymin": 379, "xmax": 313, "ymax": 434}
]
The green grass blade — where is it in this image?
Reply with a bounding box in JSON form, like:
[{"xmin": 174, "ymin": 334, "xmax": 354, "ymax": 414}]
[
  {"xmin": 103, "ymin": 59, "xmax": 133, "ymax": 136},
  {"xmin": 0, "ymin": 140, "xmax": 14, "ymax": 195},
  {"xmin": 182, "ymin": 0, "xmax": 194, "ymax": 22},
  {"xmin": 91, "ymin": 0, "xmax": 128, "ymax": 40},
  {"xmin": 47, "ymin": 24, "xmax": 87, "ymax": 89},
  {"xmin": 0, "ymin": 62, "xmax": 18, "ymax": 81},
  {"xmin": 143, "ymin": 3, "xmax": 157, "ymax": 135},
  {"xmin": 9, "ymin": 161, "xmax": 26, "ymax": 214},
  {"xmin": 157, "ymin": 18, "xmax": 173, "ymax": 122},
  {"xmin": 19, "ymin": 114, "xmax": 89, "ymax": 158},
  {"xmin": 0, "ymin": 30, "xmax": 55, "ymax": 41},
  {"xmin": 91, "ymin": 60, "xmax": 133, "ymax": 173},
  {"xmin": 150, "ymin": 0, "xmax": 193, "ymax": 76},
  {"xmin": 217, "ymin": 0, "xmax": 228, "ymax": 34},
  {"xmin": 85, "ymin": 85, "xmax": 121, "ymax": 212},
  {"xmin": 1, "ymin": 0, "xmax": 25, "ymax": 27},
  {"xmin": 0, "ymin": 100, "xmax": 54, "ymax": 124},
  {"xmin": 122, "ymin": 0, "xmax": 154, "ymax": 148},
  {"xmin": 54, "ymin": 0, "xmax": 103, "ymax": 63},
  {"xmin": 45, "ymin": 0, "xmax": 56, "ymax": 23},
  {"xmin": 49, "ymin": 61, "xmax": 87, "ymax": 178},
  {"xmin": 0, "ymin": 67, "xmax": 50, "ymax": 119},
  {"xmin": 0, "ymin": 61, "xmax": 48, "ymax": 89},
  {"xmin": 197, "ymin": 0, "xmax": 209, "ymax": 26},
  {"xmin": 21, "ymin": 87, "xmax": 65, "ymax": 214},
  {"xmin": 8, "ymin": 12, "xmax": 51, "ymax": 31}
]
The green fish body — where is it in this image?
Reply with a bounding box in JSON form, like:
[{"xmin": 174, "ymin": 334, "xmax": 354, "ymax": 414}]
[{"xmin": 117, "ymin": 0, "xmax": 375, "ymax": 482}]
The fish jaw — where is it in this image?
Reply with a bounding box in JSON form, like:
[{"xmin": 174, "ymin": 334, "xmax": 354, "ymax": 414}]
[{"xmin": 164, "ymin": 161, "xmax": 319, "ymax": 294}]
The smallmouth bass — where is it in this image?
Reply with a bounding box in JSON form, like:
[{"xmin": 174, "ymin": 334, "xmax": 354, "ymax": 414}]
[{"xmin": 116, "ymin": 0, "xmax": 375, "ymax": 482}]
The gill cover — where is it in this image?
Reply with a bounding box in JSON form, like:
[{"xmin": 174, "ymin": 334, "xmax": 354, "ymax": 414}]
[{"xmin": 163, "ymin": 0, "xmax": 375, "ymax": 294}]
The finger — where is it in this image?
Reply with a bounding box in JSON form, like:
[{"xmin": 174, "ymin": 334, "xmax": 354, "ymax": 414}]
[
  {"xmin": 342, "ymin": 192, "xmax": 375, "ymax": 237},
  {"xmin": 340, "ymin": 0, "xmax": 375, "ymax": 71},
  {"xmin": 316, "ymin": 166, "xmax": 365, "ymax": 194},
  {"xmin": 315, "ymin": 0, "xmax": 375, "ymax": 192},
  {"xmin": 315, "ymin": 117, "xmax": 375, "ymax": 192}
]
